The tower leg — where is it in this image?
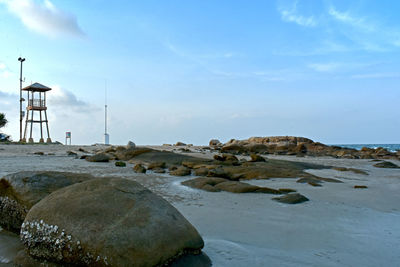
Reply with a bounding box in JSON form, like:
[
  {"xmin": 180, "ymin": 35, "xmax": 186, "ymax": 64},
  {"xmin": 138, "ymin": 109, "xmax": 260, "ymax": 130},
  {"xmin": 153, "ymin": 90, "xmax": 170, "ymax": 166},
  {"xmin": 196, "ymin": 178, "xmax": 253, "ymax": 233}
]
[
  {"xmin": 22, "ymin": 109, "xmax": 29, "ymax": 143},
  {"xmin": 29, "ymin": 110, "xmax": 34, "ymax": 143},
  {"xmin": 44, "ymin": 110, "xmax": 51, "ymax": 143},
  {"xmin": 39, "ymin": 110, "xmax": 44, "ymax": 143}
]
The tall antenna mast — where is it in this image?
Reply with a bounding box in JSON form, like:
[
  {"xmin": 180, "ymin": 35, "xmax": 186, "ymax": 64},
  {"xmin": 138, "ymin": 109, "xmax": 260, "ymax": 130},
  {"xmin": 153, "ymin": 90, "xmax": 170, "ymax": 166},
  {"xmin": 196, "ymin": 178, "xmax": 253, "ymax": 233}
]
[{"xmin": 104, "ymin": 80, "xmax": 109, "ymax": 145}]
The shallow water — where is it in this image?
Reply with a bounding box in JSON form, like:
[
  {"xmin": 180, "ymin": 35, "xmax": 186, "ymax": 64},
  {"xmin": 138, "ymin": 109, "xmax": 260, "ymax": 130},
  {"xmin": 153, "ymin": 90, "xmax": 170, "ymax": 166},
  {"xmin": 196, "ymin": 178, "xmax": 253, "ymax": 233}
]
[{"xmin": 0, "ymin": 227, "xmax": 22, "ymax": 265}]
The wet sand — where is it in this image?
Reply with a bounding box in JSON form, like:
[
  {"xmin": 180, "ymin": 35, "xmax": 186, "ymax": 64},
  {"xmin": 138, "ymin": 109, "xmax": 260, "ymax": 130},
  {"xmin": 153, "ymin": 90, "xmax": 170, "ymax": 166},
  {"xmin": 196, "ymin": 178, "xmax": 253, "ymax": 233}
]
[{"xmin": 1, "ymin": 144, "xmax": 400, "ymax": 266}]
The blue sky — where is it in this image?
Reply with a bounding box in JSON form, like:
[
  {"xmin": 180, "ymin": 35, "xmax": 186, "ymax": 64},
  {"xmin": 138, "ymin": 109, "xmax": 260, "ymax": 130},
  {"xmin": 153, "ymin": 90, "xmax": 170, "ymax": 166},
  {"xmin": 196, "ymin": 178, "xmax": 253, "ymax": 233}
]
[{"xmin": 0, "ymin": 0, "xmax": 399, "ymax": 145}]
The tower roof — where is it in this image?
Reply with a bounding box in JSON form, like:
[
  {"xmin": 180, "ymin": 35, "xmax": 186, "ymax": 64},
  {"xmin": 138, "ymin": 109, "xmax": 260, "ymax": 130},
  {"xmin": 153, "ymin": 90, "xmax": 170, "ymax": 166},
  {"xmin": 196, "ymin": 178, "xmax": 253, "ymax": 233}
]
[{"xmin": 22, "ymin": 83, "xmax": 52, "ymax": 92}]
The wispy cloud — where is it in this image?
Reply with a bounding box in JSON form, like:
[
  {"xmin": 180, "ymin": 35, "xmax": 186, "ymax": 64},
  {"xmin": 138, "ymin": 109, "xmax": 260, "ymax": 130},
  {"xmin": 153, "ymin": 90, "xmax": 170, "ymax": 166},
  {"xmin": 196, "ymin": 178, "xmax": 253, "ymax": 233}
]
[
  {"xmin": 352, "ymin": 73, "xmax": 400, "ymax": 79},
  {"xmin": 0, "ymin": 0, "xmax": 84, "ymax": 38},
  {"xmin": 328, "ymin": 6, "xmax": 375, "ymax": 32},
  {"xmin": 308, "ymin": 61, "xmax": 379, "ymax": 73},
  {"xmin": 278, "ymin": 1, "xmax": 316, "ymax": 27},
  {"xmin": 327, "ymin": 5, "xmax": 400, "ymax": 52}
]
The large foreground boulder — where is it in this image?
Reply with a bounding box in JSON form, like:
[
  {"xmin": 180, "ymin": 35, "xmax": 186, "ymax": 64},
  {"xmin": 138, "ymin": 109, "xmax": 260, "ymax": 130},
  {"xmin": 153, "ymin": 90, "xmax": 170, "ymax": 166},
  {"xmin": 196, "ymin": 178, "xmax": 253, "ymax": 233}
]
[
  {"xmin": 0, "ymin": 171, "xmax": 94, "ymax": 233},
  {"xmin": 20, "ymin": 178, "xmax": 205, "ymax": 266}
]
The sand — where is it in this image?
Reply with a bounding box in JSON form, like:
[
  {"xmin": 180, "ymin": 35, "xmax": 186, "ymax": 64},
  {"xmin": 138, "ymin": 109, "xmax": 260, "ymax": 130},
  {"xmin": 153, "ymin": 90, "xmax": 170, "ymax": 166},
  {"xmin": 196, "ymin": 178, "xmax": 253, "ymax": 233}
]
[{"xmin": 1, "ymin": 144, "xmax": 400, "ymax": 266}]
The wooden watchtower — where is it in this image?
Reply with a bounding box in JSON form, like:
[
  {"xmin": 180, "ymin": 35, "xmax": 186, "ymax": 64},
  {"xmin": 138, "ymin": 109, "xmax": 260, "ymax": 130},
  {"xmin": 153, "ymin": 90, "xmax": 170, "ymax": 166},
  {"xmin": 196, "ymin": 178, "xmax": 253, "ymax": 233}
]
[{"xmin": 22, "ymin": 83, "xmax": 52, "ymax": 143}]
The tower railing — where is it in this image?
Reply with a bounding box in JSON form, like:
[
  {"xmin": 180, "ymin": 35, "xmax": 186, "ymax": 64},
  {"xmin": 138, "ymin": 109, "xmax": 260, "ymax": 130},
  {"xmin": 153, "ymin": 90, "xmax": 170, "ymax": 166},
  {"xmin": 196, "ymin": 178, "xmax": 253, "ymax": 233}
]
[{"xmin": 28, "ymin": 99, "xmax": 45, "ymax": 108}]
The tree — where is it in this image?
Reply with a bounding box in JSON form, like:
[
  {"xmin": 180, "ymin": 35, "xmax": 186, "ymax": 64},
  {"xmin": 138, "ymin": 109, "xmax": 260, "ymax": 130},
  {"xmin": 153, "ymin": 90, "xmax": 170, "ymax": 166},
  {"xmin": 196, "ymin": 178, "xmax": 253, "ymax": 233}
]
[{"xmin": 0, "ymin": 113, "xmax": 7, "ymax": 129}]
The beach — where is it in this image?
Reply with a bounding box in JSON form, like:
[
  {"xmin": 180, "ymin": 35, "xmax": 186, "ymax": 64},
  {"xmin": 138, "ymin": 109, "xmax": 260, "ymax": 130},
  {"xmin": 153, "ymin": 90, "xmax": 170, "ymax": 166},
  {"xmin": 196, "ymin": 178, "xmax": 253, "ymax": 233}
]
[{"xmin": 1, "ymin": 144, "xmax": 400, "ymax": 266}]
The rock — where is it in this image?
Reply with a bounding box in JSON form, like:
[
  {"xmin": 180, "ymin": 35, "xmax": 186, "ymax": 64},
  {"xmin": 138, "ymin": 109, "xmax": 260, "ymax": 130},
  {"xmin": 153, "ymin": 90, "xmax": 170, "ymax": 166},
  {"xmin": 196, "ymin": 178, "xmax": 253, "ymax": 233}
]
[
  {"xmin": 213, "ymin": 154, "xmax": 225, "ymax": 161},
  {"xmin": 133, "ymin": 164, "xmax": 146, "ymax": 173},
  {"xmin": 194, "ymin": 167, "xmax": 210, "ymax": 176},
  {"xmin": 78, "ymin": 148, "xmax": 88, "ymax": 153},
  {"xmin": 354, "ymin": 185, "xmax": 368, "ymax": 189},
  {"xmin": 21, "ymin": 178, "xmax": 205, "ymax": 266},
  {"xmin": 278, "ymin": 188, "xmax": 297, "ymax": 193},
  {"xmin": 220, "ymin": 144, "xmax": 246, "ymax": 154},
  {"xmin": 182, "ymin": 161, "xmax": 197, "ymax": 169},
  {"xmin": 272, "ymin": 193, "xmax": 309, "ymax": 204},
  {"xmin": 294, "ymin": 143, "xmax": 307, "ymax": 154},
  {"xmin": 245, "ymin": 144, "xmax": 268, "ymax": 153},
  {"xmin": 126, "ymin": 141, "xmax": 136, "ymax": 149},
  {"xmin": 34, "ymin": 152, "xmax": 44, "ymax": 155},
  {"xmin": 79, "ymin": 155, "xmax": 88, "ymax": 159},
  {"xmin": 85, "ymin": 153, "xmax": 110, "ymax": 162},
  {"xmin": 126, "ymin": 149, "xmax": 208, "ymax": 166},
  {"xmin": 207, "ymin": 167, "xmax": 231, "ymax": 179},
  {"xmin": 153, "ymin": 168, "xmax": 166, "ymax": 174},
  {"xmin": 0, "ymin": 171, "xmax": 94, "ymax": 233},
  {"xmin": 175, "ymin": 142, "xmax": 186, "ymax": 146},
  {"xmin": 148, "ymin": 161, "xmax": 166, "ymax": 170},
  {"xmin": 115, "ymin": 147, "xmax": 152, "ymax": 161},
  {"xmin": 297, "ymin": 177, "xmax": 321, "ymax": 185},
  {"xmin": 66, "ymin": 151, "xmax": 77, "ymax": 156},
  {"xmin": 308, "ymin": 181, "xmax": 322, "ymax": 187},
  {"xmin": 332, "ymin": 167, "xmax": 368, "ymax": 175},
  {"xmin": 182, "ymin": 177, "xmax": 281, "ymax": 194},
  {"xmin": 249, "ymin": 154, "xmax": 266, "ymax": 162},
  {"xmin": 209, "ymin": 139, "xmax": 222, "ymax": 148},
  {"xmin": 213, "ymin": 154, "xmax": 239, "ymax": 164},
  {"xmin": 104, "ymin": 146, "xmax": 116, "ymax": 153},
  {"xmin": 115, "ymin": 161, "xmax": 126, "ymax": 167},
  {"xmin": 373, "ymin": 161, "xmax": 399, "ymax": 168},
  {"xmin": 170, "ymin": 166, "xmax": 191, "ymax": 176},
  {"xmin": 169, "ymin": 166, "xmax": 179, "ymax": 171}
]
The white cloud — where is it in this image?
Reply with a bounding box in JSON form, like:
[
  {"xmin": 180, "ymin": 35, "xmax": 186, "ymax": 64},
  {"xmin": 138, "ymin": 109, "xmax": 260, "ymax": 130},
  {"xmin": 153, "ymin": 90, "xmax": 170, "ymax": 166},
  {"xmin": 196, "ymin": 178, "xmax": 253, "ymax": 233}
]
[
  {"xmin": 47, "ymin": 85, "xmax": 96, "ymax": 111},
  {"xmin": 278, "ymin": 1, "xmax": 316, "ymax": 27},
  {"xmin": 0, "ymin": 0, "xmax": 84, "ymax": 38}
]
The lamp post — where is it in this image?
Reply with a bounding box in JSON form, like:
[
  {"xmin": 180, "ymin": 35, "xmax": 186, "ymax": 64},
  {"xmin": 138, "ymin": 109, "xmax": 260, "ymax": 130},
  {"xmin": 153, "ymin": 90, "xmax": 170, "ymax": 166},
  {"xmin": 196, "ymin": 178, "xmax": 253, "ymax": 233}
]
[{"xmin": 18, "ymin": 57, "xmax": 25, "ymax": 142}]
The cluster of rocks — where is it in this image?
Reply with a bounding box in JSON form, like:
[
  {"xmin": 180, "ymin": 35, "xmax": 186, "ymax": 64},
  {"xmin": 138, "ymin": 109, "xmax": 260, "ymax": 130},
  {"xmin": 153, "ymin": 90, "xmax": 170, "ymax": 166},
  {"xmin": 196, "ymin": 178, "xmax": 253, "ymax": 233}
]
[
  {"xmin": 0, "ymin": 171, "xmax": 210, "ymax": 266},
  {"xmin": 209, "ymin": 136, "xmax": 400, "ymax": 160}
]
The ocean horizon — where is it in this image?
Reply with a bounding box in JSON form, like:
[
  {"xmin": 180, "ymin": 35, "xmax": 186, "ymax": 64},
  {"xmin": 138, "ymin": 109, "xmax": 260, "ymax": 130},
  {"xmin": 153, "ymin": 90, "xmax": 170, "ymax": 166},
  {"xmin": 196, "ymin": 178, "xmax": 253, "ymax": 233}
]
[{"xmin": 334, "ymin": 144, "xmax": 400, "ymax": 152}]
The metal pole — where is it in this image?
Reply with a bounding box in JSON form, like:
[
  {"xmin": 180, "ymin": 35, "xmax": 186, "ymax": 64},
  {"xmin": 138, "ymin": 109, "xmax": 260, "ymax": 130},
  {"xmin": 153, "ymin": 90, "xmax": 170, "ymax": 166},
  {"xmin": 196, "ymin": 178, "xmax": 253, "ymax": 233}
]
[
  {"xmin": 105, "ymin": 81, "xmax": 107, "ymax": 144},
  {"xmin": 18, "ymin": 57, "xmax": 25, "ymax": 142}
]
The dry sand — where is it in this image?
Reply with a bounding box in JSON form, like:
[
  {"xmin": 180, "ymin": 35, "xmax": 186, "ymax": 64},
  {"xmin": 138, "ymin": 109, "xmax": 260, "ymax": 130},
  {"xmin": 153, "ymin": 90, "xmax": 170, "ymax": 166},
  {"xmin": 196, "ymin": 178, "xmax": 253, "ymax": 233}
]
[{"xmin": 1, "ymin": 144, "xmax": 400, "ymax": 266}]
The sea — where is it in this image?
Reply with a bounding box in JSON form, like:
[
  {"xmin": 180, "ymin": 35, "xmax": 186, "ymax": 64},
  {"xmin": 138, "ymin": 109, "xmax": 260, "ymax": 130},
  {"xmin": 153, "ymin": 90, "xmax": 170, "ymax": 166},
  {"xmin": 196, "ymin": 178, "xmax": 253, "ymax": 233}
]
[{"xmin": 334, "ymin": 144, "xmax": 400, "ymax": 153}]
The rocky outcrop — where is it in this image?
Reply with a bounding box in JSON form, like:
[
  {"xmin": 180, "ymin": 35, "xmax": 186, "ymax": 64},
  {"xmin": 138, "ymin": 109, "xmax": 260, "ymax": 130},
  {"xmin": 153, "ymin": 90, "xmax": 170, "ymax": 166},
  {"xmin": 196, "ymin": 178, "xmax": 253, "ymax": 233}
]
[
  {"xmin": 21, "ymin": 178, "xmax": 206, "ymax": 266},
  {"xmin": 0, "ymin": 171, "xmax": 94, "ymax": 233},
  {"xmin": 218, "ymin": 136, "xmax": 400, "ymax": 160}
]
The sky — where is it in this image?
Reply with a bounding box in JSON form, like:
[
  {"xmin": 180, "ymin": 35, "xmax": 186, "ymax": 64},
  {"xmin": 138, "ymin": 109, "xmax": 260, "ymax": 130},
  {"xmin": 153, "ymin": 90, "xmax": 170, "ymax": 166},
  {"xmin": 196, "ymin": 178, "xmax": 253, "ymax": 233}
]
[{"xmin": 0, "ymin": 0, "xmax": 399, "ymax": 145}]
